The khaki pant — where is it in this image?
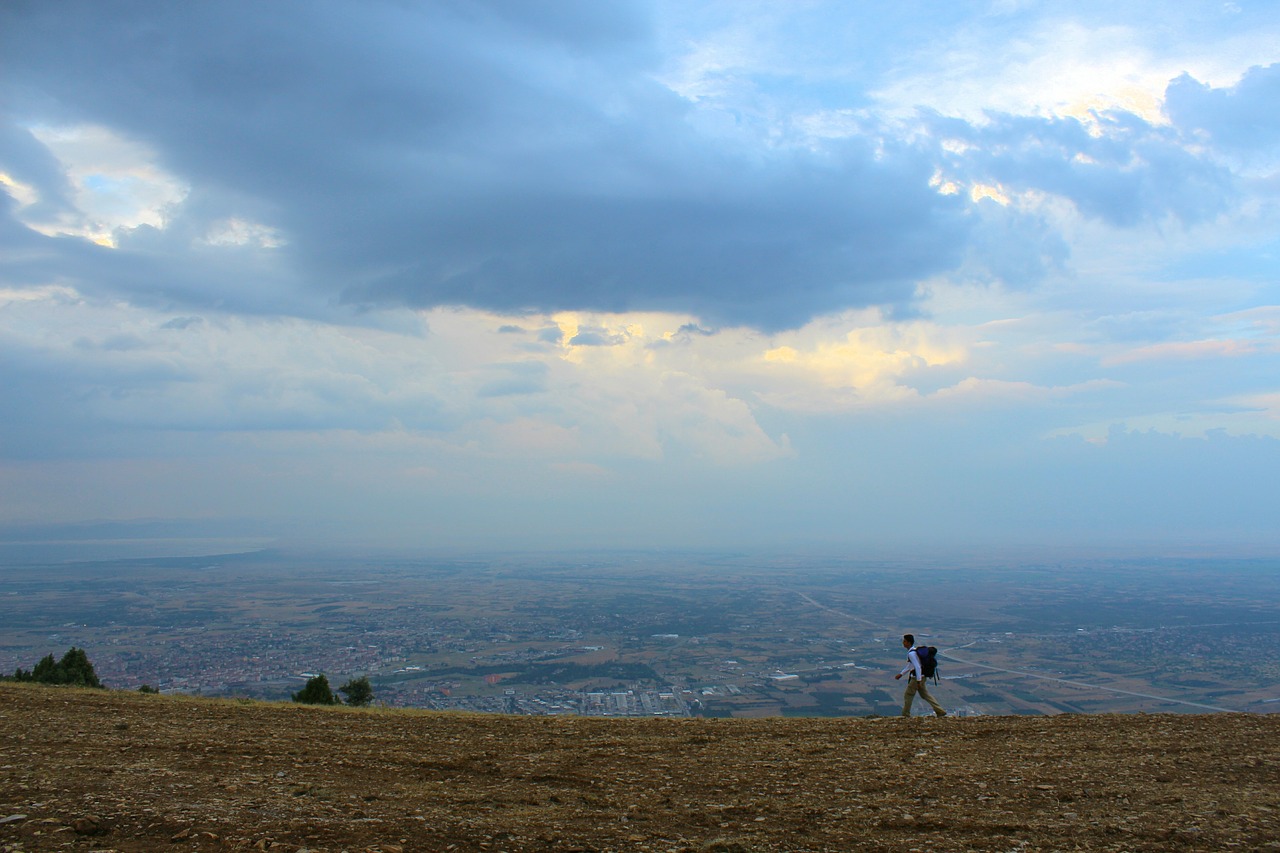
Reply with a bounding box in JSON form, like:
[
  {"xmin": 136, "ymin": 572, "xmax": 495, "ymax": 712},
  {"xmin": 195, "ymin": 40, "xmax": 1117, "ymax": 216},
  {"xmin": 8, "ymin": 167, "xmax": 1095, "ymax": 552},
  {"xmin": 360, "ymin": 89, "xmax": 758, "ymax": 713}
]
[{"xmin": 902, "ymin": 678, "xmax": 946, "ymax": 716}]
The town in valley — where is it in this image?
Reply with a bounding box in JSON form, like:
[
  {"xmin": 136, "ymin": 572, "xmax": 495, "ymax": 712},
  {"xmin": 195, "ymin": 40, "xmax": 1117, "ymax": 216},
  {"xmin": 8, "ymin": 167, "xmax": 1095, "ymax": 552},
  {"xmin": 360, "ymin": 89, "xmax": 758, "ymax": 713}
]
[{"xmin": 2, "ymin": 549, "xmax": 1277, "ymax": 718}]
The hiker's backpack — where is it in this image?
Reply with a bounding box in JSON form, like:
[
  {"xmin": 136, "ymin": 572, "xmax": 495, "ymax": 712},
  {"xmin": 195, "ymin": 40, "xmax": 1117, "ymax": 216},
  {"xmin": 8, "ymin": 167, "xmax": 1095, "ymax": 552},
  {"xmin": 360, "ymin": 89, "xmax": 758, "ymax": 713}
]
[{"xmin": 914, "ymin": 645, "xmax": 939, "ymax": 681}]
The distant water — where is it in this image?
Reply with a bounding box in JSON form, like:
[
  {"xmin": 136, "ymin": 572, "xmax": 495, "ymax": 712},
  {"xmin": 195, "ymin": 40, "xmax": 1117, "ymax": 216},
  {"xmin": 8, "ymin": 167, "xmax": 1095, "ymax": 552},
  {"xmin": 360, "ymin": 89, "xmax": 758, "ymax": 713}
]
[{"xmin": 0, "ymin": 538, "xmax": 275, "ymax": 565}]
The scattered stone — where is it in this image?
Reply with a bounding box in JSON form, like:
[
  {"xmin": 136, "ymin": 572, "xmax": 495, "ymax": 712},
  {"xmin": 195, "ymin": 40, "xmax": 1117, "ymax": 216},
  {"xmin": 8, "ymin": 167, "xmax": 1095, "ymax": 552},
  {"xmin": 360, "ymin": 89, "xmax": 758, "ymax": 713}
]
[{"xmin": 71, "ymin": 815, "xmax": 104, "ymax": 836}]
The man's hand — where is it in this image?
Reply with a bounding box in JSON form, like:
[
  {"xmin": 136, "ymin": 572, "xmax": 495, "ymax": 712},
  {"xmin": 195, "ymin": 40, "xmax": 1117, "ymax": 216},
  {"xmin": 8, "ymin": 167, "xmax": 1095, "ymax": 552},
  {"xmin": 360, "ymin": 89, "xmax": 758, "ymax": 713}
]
[{"xmin": 894, "ymin": 673, "xmax": 902, "ymax": 680}]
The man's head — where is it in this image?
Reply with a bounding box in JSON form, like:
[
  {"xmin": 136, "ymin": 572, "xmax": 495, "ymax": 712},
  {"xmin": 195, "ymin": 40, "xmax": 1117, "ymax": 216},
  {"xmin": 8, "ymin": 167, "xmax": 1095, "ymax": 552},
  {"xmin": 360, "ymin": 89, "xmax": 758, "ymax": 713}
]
[{"xmin": 903, "ymin": 634, "xmax": 914, "ymax": 648}]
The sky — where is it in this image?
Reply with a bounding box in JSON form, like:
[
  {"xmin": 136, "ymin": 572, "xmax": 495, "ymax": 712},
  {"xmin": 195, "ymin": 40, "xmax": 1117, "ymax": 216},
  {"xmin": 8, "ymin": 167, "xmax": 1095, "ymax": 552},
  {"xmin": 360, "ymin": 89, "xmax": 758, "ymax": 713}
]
[{"xmin": 1, "ymin": 1, "xmax": 1278, "ymax": 556}]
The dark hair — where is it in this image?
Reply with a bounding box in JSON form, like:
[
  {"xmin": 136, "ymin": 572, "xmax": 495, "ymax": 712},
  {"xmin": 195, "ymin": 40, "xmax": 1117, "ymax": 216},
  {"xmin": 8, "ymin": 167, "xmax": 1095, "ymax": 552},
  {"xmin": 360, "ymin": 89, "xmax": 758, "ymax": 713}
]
[{"xmin": 903, "ymin": 634, "xmax": 914, "ymax": 645}]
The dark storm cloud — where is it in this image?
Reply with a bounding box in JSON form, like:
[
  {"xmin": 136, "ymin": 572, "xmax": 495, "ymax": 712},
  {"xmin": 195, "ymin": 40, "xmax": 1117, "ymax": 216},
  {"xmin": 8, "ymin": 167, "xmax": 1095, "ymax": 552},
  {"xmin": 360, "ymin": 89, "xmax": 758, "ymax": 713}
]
[
  {"xmin": 0, "ymin": 0, "xmax": 968, "ymax": 331},
  {"xmin": 0, "ymin": 206, "xmax": 308, "ymax": 319}
]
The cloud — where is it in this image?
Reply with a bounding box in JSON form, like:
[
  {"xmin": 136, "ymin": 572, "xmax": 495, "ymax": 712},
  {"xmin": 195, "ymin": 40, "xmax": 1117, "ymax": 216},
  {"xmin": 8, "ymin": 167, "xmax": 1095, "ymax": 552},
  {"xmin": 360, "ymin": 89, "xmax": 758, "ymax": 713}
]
[
  {"xmin": 0, "ymin": 0, "xmax": 971, "ymax": 331},
  {"xmin": 536, "ymin": 325, "xmax": 565, "ymax": 345},
  {"xmin": 928, "ymin": 109, "xmax": 1237, "ymax": 228},
  {"xmin": 1102, "ymin": 338, "xmax": 1273, "ymax": 366},
  {"xmin": 758, "ymin": 319, "xmax": 965, "ymax": 408},
  {"xmin": 2, "ymin": 2, "xmax": 1279, "ymax": 550},
  {"xmin": 476, "ymin": 361, "xmax": 550, "ymax": 398},
  {"xmin": 932, "ymin": 376, "xmax": 1123, "ymax": 404},
  {"xmin": 4, "ymin": 2, "xmax": 1264, "ymax": 333},
  {"xmin": 1166, "ymin": 63, "xmax": 1280, "ymax": 152},
  {"xmin": 159, "ymin": 316, "xmax": 204, "ymax": 331},
  {"xmin": 568, "ymin": 326, "xmax": 629, "ymax": 347},
  {"xmin": 0, "ymin": 291, "xmax": 793, "ymax": 476},
  {"xmin": 0, "ymin": 123, "xmax": 79, "ymax": 228},
  {"xmin": 869, "ymin": 5, "xmax": 1278, "ymax": 124},
  {"xmin": 955, "ymin": 200, "xmax": 1070, "ymax": 289}
]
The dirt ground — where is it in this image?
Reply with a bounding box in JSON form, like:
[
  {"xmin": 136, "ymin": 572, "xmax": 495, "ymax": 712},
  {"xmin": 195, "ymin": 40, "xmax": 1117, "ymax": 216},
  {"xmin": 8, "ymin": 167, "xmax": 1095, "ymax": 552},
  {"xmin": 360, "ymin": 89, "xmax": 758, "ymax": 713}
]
[{"xmin": 2, "ymin": 684, "xmax": 1277, "ymax": 852}]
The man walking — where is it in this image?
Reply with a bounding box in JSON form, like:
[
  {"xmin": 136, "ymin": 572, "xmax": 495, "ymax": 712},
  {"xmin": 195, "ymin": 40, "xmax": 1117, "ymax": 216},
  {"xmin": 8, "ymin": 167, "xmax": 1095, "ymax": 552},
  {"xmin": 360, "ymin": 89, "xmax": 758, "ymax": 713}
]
[{"xmin": 895, "ymin": 634, "xmax": 946, "ymax": 717}]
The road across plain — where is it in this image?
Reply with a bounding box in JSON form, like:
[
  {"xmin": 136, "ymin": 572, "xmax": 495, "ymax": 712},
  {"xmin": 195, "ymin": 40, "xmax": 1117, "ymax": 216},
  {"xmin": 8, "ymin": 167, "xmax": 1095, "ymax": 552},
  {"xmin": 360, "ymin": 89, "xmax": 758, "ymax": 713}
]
[{"xmin": 940, "ymin": 645, "xmax": 1239, "ymax": 713}]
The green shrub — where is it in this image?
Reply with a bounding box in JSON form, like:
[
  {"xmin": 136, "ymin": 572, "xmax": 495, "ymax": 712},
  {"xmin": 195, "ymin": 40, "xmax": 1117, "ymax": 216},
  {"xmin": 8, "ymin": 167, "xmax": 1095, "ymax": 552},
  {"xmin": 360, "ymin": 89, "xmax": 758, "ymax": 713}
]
[{"xmin": 338, "ymin": 676, "xmax": 374, "ymax": 707}]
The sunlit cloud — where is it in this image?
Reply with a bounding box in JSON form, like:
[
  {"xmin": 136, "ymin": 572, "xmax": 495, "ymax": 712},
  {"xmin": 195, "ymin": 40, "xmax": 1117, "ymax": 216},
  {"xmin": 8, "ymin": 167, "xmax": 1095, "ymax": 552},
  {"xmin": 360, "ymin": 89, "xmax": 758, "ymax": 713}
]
[
  {"xmin": 0, "ymin": 171, "xmax": 39, "ymax": 207},
  {"xmin": 758, "ymin": 319, "xmax": 968, "ymax": 407},
  {"xmin": 970, "ymin": 183, "xmax": 1011, "ymax": 205},
  {"xmin": 24, "ymin": 125, "xmax": 188, "ymax": 247},
  {"xmin": 874, "ymin": 17, "xmax": 1269, "ymax": 125}
]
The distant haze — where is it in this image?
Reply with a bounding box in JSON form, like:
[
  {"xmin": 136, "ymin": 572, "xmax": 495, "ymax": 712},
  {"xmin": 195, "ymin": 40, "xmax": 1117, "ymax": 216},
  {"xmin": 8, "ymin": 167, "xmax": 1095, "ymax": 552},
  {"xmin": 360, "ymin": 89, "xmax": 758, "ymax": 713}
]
[{"xmin": 1, "ymin": 2, "xmax": 1278, "ymax": 553}]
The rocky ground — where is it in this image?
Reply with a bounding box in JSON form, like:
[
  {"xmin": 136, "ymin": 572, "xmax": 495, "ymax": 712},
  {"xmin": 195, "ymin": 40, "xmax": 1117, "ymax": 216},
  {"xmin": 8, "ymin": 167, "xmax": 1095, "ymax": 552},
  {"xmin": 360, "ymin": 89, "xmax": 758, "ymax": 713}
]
[{"xmin": 1, "ymin": 683, "xmax": 1277, "ymax": 852}]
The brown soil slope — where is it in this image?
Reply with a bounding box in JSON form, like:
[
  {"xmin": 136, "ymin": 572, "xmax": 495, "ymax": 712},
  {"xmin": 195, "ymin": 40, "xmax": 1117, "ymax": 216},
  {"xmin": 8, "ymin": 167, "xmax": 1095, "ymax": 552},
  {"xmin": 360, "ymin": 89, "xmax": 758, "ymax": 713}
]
[{"xmin": 2, "ymin": 684, "xmax": 1277, "ymax": 852}]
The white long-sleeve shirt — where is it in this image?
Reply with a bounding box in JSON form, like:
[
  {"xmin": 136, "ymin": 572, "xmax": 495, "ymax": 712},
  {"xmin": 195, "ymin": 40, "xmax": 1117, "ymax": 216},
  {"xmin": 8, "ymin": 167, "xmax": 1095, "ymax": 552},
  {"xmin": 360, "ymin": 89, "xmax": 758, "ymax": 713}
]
[{"xmin": 900, "ymin": 647, "xmax": 923, "ymax": 680}]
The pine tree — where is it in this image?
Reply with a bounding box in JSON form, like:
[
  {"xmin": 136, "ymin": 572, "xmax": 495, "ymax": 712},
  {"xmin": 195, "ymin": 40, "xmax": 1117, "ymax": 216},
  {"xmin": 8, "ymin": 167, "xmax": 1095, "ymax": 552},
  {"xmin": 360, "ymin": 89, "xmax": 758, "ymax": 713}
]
[
  {"xmin": 8, "ymin": 647, "xmax": 103, "ymax": 688},
  {"xmin": 57, "ymin": 647, "xmax": 103, "ymax": 687},
  {"xmin": 291, "ymin": 674, "xmax": 338, "ymax": 705}
]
